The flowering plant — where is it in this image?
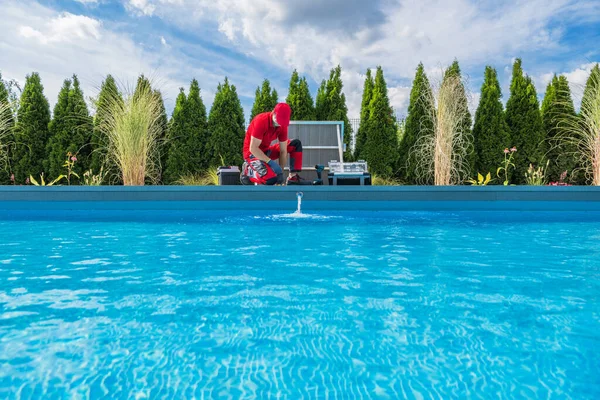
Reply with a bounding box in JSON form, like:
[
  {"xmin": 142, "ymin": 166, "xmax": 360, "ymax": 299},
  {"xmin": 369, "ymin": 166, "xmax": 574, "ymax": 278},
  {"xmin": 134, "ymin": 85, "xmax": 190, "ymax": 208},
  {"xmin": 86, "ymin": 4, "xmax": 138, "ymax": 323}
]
[
  {"xmin": 549, "ymin": 171, "xmax": 571, "ymax": 186},
  {"xmin": 63, "ymin": 152, "xmax": 80, "ymax": 185},
  {"xmin": 525, "ymin": 160, "xmax": 549, "ymax": 186},
  {"xmin": 497, "ymin": 147, "xmax": 517, "ymax": 186}
]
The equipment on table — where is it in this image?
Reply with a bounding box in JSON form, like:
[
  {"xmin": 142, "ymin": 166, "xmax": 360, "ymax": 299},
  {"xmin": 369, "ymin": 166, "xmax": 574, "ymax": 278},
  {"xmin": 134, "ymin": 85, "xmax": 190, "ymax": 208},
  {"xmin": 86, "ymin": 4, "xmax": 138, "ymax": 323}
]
[
  {"xmin": 313, "ymin": 164, "xmax": 325, "ymax": 186},
  {"xmin": 327, "ymin": 160, "xmax": 371, "ymax": 186},
  {"xmin": 217, "ymin": 166, "xmax": 241, "ymax": 186},
  {"xmin": 289, "ymin": 164, "xmax": 325, "ymax": 186}
]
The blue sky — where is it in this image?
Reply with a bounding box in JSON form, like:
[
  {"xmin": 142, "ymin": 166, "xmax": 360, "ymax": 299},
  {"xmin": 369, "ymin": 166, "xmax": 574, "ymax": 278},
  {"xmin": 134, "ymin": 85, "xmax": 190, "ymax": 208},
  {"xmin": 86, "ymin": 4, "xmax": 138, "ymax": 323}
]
[{"xmin": 1, "ymin": 0, "xmax": 599, "ymax": 120}]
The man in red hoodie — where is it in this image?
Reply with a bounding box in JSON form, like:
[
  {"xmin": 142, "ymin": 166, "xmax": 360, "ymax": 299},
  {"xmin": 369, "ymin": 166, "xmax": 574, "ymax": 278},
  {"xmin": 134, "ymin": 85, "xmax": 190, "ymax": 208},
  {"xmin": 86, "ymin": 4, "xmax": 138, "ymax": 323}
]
[{"xmin": 241, "ymin": 103, "xmax": 306, "ymax": 185}]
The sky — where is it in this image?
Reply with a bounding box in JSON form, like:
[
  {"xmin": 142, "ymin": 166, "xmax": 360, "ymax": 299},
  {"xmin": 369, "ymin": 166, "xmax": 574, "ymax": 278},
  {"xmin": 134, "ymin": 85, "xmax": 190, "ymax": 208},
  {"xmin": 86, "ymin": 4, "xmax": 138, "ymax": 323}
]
[{"xmin": 1, "ymin": 0, "xmax": 599, "ymax": 121}]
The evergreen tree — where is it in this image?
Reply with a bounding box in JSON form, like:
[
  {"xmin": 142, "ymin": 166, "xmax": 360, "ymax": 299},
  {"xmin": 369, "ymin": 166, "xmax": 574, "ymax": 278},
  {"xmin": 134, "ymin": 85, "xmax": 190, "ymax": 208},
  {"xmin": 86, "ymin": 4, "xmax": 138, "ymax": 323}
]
[
  {"xmin": 354, "ymin": 69, "xmax": 374, "ymax": 160},
  {"xmin": 154, "ymin": 90, "xmax": 169, "ymax": 183},
  {"xmin": 365, "ymin": 67, "xmax": 397, "ymax": 177},
  {"xmin": 250, "ymin": 79, "xmax": 278, "ymax": 120},
  {"xmin": 505, "ymin": 59, "xmax": 545, "ymax": 184},
  {"xmin": 0, "ymin": 74, "xmax": 13, "ymax": 128},
  {"xmin": 133, "ymin": 74, "xmax": 152, "ymax": 101},
  {"xmin": 46, "ymin": 75, "xmax": 93, "ymax": 182},
  {"xmin": 163, "ymin": 89, "xmax": 187, "ymax": 183},
  {"xmin": 541, "ymin": 75, "xmax": 580, "ymax": 183},
  {"xmin": 12, "ymin": 73, "xmax": 51, "ymax": 184},
  {"xmin": 472, "ymin": 66, "xmax": 511, "ymax": 178},
  {"xmin": 314, "ymin": 66, "xmax": 353, "ymax": 160},
  {"xmin": 315, "ymin": 80, "xmax": 328, "ymax": 120},
  {"xmin": 45, "ymin": 79, "xmax": 71, "ymax": 179},
  {"xmin": 0, "ymin": 74, "xmax": 15, "ymax": 184},
  {"xmin": 286, "ymin": 70, "xmax": 316, "ymax": 121},
  {"xmin": 399, "ymin": 63, "xmax": 434, "ymax": 184},
  {"xmin": 443, "ymin": 60, "xmax": 473, "ymax": 173},
  {"xmin": 164, "ymin": 79, "xmax": 209, "ymax": 183},
  {"xmin": 186, "ymin": 80, "xmax": 210, "ymax": 169},
  {"xmin": 207, "ymin": 78, "xmax": 245, "ymax": 167},
  {"xmin": 91, "ymin": 75, "xmax": 121, "ymax": 176},
  {"xmin": 581, "ymin": 64, "xmax": 600, "ymax": 115}
]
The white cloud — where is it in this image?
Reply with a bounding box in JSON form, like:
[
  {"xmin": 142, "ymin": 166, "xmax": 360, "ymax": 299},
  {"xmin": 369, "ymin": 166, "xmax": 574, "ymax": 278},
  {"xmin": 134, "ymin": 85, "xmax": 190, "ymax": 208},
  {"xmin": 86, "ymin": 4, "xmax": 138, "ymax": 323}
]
[
  {"xmin": 19, "ymin": 13, "xmax": 102, "ymax": 44},
  {"xmin": 127, "ymin": 0, "xmax": 156, "ymax": 16},
  {"xmin": 121, "ymin": 0, "xmax": 600, "ymax": 116},
  {"xmin": 1, "ymin": 1, "xmax": 191, "ymax": 113},
  {"xmin": 3, "ymin": 0, "xmax": 600, "ymax": 121}
]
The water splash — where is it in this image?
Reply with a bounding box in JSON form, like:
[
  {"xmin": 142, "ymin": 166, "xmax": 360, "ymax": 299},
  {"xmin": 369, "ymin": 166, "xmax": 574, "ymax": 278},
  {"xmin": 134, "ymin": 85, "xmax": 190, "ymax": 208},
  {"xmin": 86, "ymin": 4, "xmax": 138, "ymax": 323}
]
[{"xmin": 296, "ymin": 192, "xmax": 303, "ymax": 214}]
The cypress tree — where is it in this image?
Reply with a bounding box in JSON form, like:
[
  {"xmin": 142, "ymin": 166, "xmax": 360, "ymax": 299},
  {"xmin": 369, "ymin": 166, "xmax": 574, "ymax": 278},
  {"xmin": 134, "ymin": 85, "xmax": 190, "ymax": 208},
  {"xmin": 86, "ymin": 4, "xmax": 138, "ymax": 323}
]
[
  {"xmin": 207, "ymin": 78, "xmax": 245, "ymax": 167},
  {"xmin": 541, "ymin": 75, "xmax": 580, "ymax": 183},
  {"xmin": 354, "ymin": 68, "xmax": 374, "ymax": 160},
  {"xmin": 91, "ymin": 75, "xmax": 121, "ymax": 177},
  {"xmin": 399, "ymin": 63, "xmax": 434, "ymax": 184},
  {"xmin": 154, "ymin": 90, "xmax": 169, "ymax": 183},
  {"xmin": 581, "ymin": 64, "xmax": 600, "ymax": 114},
  {"xmin": 185, "ymin": 79, "xmax": 209, "ymax": 169},
  {"xmin": 365, "ymin": 66, "xmax": 397, "ymax": 177},
  {"xmin": 286, "ymin": 70, "xmax": 316, "ymax": 121},
  {"xmin": 0, "ymin": 74, "xmax": 15, "ymax": 184},
  {"xmin": 0, "ymin": 74, "xmax": 13, "ymax": 129},
  {"xmin": 164, "ymin": 80, "xmax": 209, "ymax": 183},
  {"xmin": 12, "ymin": 73, "xmax": 51, "ymax": 184},
  {"xmin": 46, "ymin": 75, "xmax": 94, "ymax": 182},
  {"xmin": 315, "ymin": 80, "xmax": 328, "ymax": 120},
  {"xmin": 472, "ymin": 66, "xmax": 511, "ymax": 178},
  {"xmin": 133, "ymin": 74, "xmax": 152, "ymax": 101},
  {"xmin": 505, "ymin": 59, "xmax": 545, "ymax": 184},
  {"xmin": 443, "ymin": 60, "xmax": 473, "ymax": 174},
  {"xmin": 250, "ymin": 79, "xmax": 278, "ymax": 120},
  {"xmin": 315, "ymin": 66, "xmax": 353, "ymax": 160},
  {"xmin": 163, "ymin": 89, "xmax": 187, "ymax": 183},
  {"xmin": 46, "ymin": 79, "xmax": 72, "ymax": 179}
]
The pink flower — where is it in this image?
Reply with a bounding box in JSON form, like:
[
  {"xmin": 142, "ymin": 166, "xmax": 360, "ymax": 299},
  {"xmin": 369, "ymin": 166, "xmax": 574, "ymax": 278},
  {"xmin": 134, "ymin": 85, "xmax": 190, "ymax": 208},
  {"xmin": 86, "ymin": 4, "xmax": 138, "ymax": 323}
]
[
  {"xmin": 71, "ymin": 156, "xmax": 77, "ymax": 162},
  {"xmin": 510, "ymin": 147, "xmax": 517, "ymax": 153},
  {"xmin": 504, "ymin": 148, "xmax": 510, "ymax": 154}
]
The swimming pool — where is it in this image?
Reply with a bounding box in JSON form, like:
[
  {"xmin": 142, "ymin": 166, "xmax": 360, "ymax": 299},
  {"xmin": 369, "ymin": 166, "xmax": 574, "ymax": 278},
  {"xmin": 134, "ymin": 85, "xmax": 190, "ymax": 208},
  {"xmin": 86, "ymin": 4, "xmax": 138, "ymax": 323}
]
[{"xmin": 1, "ymin": 209, "xmax": 599, "ymax": 399}]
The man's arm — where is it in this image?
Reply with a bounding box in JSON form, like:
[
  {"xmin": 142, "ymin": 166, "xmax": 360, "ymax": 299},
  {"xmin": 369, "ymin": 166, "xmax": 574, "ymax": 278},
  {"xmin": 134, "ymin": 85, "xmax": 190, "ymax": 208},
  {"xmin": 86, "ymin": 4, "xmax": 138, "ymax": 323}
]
[
  {"xmin": 279, "ymin": 142, "xmax": 288, "ymax": 173},
  {"xmin": 249, "ymin": 136, "xmax": 271, "ymax": 163}
]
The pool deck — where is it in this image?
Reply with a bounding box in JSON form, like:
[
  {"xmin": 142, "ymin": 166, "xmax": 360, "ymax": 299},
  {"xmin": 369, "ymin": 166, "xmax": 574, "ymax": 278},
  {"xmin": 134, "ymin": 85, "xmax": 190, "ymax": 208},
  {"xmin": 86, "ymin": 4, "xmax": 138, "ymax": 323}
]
[{"xmin": 1, "ymin": 186, "xmax": 600, "ymax": 211}]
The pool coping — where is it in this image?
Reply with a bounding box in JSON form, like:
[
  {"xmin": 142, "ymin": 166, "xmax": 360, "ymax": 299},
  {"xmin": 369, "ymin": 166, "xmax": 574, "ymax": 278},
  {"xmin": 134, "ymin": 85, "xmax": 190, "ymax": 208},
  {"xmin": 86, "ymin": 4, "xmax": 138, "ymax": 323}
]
[{"xmin": 1, "ymin": 186, "xmax": 600, "ymax": 211}]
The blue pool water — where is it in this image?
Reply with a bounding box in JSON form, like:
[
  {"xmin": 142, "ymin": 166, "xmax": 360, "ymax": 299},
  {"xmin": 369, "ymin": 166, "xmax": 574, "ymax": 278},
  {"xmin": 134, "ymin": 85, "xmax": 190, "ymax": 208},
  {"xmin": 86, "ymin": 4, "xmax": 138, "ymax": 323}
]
[{"xmin": 1, "ymin": 209, "xmax": 599, "ymax": 399}]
